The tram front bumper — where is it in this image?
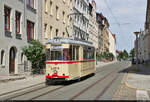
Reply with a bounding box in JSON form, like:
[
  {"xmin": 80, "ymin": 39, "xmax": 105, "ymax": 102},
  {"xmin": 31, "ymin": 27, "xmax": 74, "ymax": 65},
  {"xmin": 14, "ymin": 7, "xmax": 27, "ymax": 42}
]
[{"xmin": 46, "ymin": 78, "xmax": 67, "ymax": 85}]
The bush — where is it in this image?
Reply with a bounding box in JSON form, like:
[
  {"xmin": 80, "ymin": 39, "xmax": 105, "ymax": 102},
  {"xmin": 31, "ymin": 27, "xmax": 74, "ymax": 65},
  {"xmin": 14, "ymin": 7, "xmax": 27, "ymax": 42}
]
[{"xmin": 22, "ymin": 40, "xmax": 46, "ymax": 74}]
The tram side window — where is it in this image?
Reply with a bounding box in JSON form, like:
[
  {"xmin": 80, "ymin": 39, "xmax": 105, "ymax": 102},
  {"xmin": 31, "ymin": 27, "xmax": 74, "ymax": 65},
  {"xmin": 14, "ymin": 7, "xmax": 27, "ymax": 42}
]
[
  {"xmin": 69, "ymin": 45, "xmax": 73, "ymax": 60},
  {"xmin": 72, "ymin": 46, "xmax": 76, "ymax": 60},
  {"xmin": 76, "ymin": 47, "xmax": 79, "ymax": 60},
  {"xmin": 63, "ymin": 49, "xmax": 70, "ymax": 60},
  {"xmin": 83, "ymin": 47, "xmax": 95, "ymax": 60},
  {"xmin": 83, "ymin": 47, "xmax": 88, "ymax": 60}
]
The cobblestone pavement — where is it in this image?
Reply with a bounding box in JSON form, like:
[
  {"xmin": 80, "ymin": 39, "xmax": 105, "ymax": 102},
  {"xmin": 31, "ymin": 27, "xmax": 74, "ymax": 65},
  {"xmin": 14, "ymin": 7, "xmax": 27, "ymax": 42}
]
[
  {"xmin": 113, "ymin": 63, "xmax": 150, "ymax": 100},
  {"xmin": 147, "ymin": 91, "xmax": 150, "ymax": 99},
  {"xmin": 112, "ymin": 84, "xmax": 136, "ymax": 100}
]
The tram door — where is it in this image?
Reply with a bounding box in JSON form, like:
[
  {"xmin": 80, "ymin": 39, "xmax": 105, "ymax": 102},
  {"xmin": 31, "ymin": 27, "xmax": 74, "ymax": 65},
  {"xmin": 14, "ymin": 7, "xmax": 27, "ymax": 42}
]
[{"xmin": 9, "ymin": 47, "xmax": 16, "ymax": 74}]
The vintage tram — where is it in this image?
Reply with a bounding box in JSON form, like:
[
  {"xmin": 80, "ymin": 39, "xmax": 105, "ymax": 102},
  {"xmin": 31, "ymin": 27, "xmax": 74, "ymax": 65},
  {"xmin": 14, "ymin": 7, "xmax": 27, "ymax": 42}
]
[{"xmin": 45, "ymin": 38, "xmax": 96, "ymax": 85}]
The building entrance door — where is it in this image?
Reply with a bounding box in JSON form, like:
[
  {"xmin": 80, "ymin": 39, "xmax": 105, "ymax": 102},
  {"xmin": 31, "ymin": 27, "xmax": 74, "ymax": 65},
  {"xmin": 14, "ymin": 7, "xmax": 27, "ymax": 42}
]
[{"xmin": 9, "ymin": 47, "xmax": 16, "ymax": 74}]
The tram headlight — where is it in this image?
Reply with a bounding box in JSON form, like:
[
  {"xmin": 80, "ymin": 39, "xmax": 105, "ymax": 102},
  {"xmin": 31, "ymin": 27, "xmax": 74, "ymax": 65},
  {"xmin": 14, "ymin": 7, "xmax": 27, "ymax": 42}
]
[{"xmin": 53, "ymin": 70, "xmax": 58, "ymax": 74}]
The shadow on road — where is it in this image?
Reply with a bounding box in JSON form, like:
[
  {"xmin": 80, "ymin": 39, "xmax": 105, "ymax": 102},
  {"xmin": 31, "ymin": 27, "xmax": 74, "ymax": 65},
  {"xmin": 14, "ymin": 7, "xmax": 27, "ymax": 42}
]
[
  {"xmin": 118, "ymin": 63, "xmax": 150, "ymax": 75},
  {"xmin": 50, "ymin": 73, "xmax": 95, "ymax": 86}
]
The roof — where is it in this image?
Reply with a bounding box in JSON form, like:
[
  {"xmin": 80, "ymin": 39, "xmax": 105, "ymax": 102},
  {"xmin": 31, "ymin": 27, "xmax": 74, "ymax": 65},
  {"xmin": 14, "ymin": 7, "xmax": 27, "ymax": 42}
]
[
  {"xmin": 112, "ymin": 34, "xmax": 116, "ymax": 40},
  {"xmin": 46, "ymin": 37, "xmax": 94, "ymax": 47},
  {"xmin": 100, "ymin": 13, "xmax": 105, "ymax": 19}
]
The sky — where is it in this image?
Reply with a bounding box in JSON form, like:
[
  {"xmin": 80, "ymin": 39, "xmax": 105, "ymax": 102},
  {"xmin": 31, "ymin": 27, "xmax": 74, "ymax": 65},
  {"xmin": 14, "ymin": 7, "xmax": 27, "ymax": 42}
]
[{"xmin": 93, "ymin": 0, "xmax": 147, "ymax": 52}]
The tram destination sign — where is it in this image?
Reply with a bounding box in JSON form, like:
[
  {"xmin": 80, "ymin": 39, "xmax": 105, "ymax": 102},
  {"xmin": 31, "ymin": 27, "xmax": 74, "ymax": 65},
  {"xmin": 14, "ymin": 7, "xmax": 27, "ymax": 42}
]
[{"xmin": 51, "ymin": 45, "xmax": 62, "ymax": 50}]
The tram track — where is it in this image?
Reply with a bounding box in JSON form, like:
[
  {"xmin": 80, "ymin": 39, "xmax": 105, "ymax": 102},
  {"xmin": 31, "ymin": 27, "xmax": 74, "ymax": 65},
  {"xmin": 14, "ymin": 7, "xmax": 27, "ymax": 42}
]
[
  {"xmin": 4, "ymin": 64, "xmax": 110, "ymax": 100},
  {"xmin": 0, "ymin": 82, "xmax": 47, "ymax": 100},
  {"xmin": 70, "ymin": 62, "xmax": 127, "ymax": 100},
  {"xmin": 0, "ymin": 82, "xmax": 44, "ymax": 98},
  {"xmin": 29, "ymin": 65, "xmax": 113, "ymax": 100},
  {"xmin": 4, "ymin": 62, "xmax": 128, "ymax": 100},
  {"xmin": 94, "ymin": 74, "xmax": 119, "ymax": 100},
  {"xmin": 70, "ymin": 69, "xmax": 119, "ymax": 100}
]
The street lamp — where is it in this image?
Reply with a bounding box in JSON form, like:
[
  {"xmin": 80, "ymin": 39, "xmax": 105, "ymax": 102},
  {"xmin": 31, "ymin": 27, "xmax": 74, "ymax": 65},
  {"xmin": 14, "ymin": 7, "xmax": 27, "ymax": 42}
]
[{"xmin": 134, "ymin": 31, "xmax": 140, "ymax": 68}]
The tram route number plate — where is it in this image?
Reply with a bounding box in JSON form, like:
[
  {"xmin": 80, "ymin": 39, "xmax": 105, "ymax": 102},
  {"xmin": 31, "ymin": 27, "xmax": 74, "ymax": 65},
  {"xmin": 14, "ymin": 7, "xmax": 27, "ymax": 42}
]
[{"xmin": 51, "ymin": 67, "xmax": 59, "ymax": 70}]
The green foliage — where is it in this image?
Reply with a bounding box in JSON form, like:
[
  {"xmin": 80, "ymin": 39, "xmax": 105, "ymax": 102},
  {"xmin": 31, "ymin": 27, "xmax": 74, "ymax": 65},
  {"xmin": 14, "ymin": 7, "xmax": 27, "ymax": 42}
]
[
  {"xmin": 97, "ymin": 51, "xmax": 115, "ymax": 61},
  {"xmin": 22, "ymin": 40, "xmax": 46, "ymax": 74},
  {"xmin": 117, "ymin": 50, "xmax": 129, "ymax": 61},
  {"xmin": 130, "ymin": 48, "xmax": 135, "ymax": 58}
]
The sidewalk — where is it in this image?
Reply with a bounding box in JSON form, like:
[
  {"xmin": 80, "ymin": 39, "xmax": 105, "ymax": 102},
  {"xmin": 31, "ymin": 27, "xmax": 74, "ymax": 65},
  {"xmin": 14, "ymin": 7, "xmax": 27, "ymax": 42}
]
[
  {"xmin": 96, "ymin": 60, "xmax": 118, "ymax": 68},
  {"xmin": 125, "ymin": 64, "xmax": 150, "ymax": 91},
  {"xmin": 0, "ymin": 60, "xmax": 117, "ymax": 95},
  {"xmin": 0, "ymin": 75, "xmax": 45, "ymax": 95}
]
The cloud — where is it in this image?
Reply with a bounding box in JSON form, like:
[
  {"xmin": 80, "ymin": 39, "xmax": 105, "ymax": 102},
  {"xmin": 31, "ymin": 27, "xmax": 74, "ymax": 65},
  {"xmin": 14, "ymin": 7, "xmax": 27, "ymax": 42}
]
[{"xmin": 94, "ymin": 0, "xmax": 147, "ymax": 52}]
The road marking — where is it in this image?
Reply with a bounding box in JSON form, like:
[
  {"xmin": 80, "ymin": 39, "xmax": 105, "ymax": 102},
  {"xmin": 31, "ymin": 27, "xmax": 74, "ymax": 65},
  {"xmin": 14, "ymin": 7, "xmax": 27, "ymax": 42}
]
[{"xmin": 136, "ymin": 90, "xmax": 150, "ymax": 100}]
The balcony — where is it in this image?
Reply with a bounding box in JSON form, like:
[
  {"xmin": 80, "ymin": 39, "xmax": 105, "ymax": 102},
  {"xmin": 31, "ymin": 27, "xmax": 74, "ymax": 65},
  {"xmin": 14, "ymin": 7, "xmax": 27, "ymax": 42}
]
[{"xmin": 5, "ymin": 30, "xmax": 12, "ymax": 38}]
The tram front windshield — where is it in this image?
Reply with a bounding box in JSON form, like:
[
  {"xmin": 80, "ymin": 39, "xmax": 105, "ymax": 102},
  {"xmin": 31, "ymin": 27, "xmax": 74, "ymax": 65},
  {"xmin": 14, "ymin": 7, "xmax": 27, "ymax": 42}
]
[{"xmin": 46, "ymin": 49, "xmax": 71, "ymax": 61}]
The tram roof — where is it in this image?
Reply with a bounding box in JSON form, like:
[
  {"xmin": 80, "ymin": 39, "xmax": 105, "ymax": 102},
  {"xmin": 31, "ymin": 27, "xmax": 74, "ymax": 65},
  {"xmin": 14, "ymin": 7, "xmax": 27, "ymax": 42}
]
[{"xmin": 46, "ymin": 37, "xmax": 94, "ymax": 47}]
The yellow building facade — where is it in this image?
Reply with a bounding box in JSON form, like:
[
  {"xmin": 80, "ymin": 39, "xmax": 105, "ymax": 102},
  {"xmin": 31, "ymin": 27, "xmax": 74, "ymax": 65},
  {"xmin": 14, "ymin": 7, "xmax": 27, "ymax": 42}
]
[{"xmin": 41, "ymin": 0, "xmax": 73, "ymax": 44}]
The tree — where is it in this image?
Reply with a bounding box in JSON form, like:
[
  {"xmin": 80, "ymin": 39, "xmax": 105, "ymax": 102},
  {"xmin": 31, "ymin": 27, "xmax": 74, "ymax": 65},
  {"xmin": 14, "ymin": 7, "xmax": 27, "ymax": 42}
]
[
  {"xmin": 123, "ymin": 50, "xmax": 129, "ymax": 60},
  {"xmin": 109, "ymin": 53, "xmax": 114, "ymax": 61},
  {"xmin": 130, "ymin": 48, "xmax": 135, "ymax": 58},
  {"xmin": 22, "ymin": 40, "xmax": 46, "ymax": 74}
]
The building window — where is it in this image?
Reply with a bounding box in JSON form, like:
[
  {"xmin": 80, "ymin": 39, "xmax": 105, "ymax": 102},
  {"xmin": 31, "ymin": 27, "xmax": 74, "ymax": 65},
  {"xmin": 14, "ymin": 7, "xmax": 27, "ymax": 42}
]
[
  {"xmin": 27, "ymin": 20, "xmax": 34, "ymax": 40},
  {"xmin": 45, "ymin": 0, "xmax": 48, "ymax": 13},
  {"xmin": 1, "ymin": 50, "xmax": 5, "ymax": 66},
  {"xmin": 63, "ymin": 11, "xmax": 65, "ymax": 23},
  {"xmin": 63, "ymin": 0, "xmax": 65, "ymax": 3},
  {"xmin": 50, "ymin": 26, "xmax": 53, "ymax": 39},
  {"xmin": 15, "ymin": 11, "xmax": 21, "ymax": 34},
  {"xmin": 56, "ymin": 29, "xmax": 58, "ymax": 37},
  {"xmin": 70, "ymin": 0, "xmax": 72, "ymax": 8},
  {"xmin": 27, "ymin": 0, "xmax": 34, "ymax": 8},
  {"xmin": 63, "ymin": 32, "xmax": 65, "ymax": 38},
  {"xmin": 4, "ymin": 6, "xmax": 11, "ymax": 31},
  {"xmin": 21, "ymin": 53, "xmax": 24, "ymax": 64},
  {"xmin": 50, "ymin": 1, "xmax": 53, "ymax": 15},
  {"xmin": 56, "ymin": 6, "xmax": 59, "ymax": 20},
  {"xmin": 70, "ymin": 16, "xmax": 72, "ymax": 25},
  {"xmin": 44, "ymin": 24, "xmax": 47, "ymax": 38}
]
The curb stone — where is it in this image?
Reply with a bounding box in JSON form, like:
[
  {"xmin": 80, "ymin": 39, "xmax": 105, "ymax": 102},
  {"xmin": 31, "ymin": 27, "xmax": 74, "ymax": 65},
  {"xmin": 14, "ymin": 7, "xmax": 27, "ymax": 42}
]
[{"xmin": 0, "ymin": 77, "xmax": 26, "ymax": 83}]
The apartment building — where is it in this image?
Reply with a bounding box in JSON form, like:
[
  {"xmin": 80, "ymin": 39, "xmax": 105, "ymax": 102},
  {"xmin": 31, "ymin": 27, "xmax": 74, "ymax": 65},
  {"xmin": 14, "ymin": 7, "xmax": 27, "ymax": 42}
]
[
  {"xmin": 72, "ymin": 0, "xmax": 89, "ymax": 41},
  {"xmin": 144, "ymin": 0, "xmax": 150, "ymax": 63},
  {"xmin": 99, "ymin": 13, "xmax": 109, "ymax": 53},
  {"xmin": 96, "ymin": 12, "xmax": 104, "ymax": 54},
  {"xmin": 138, "ymin": 31, "xmax": 145, "ymax": 63},
  {"xmin": 88, "ymin": 0, "xmax": 99, "ymax": 52},
  {"xmin": 0, "ymin": 0, "xmax": 42, "ymax": 76},
  {"xmin": 41, "ymin": 0, "xmax": 73, "ymax": 44},
  {"xmin": 109, "ymin": 32, "xmax": 117, "ymax": 59}
]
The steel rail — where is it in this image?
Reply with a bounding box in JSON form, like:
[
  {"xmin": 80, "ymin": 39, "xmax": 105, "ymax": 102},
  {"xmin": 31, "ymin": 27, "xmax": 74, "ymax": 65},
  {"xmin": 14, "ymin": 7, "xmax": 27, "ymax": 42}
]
[
  {"xmin": 70, "ymin": 68, "xmax": 120, "ymax": 100},
  {"xmin": 0, "ymin": 82, "xmax": 44, "ymax": 97}
]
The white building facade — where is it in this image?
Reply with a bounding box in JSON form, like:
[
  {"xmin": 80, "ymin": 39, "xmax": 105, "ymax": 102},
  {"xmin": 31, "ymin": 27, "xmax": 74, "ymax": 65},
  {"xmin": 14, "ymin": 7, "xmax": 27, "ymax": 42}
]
[
  {"xmin": 88, "ymin": 0, "xmax": 99, "ymax": 51},
  {"xmin": 0, "ymin": 0, "xmax": 42, "ymax": 76},
  {"xmin": 108, "ymin": 30, "xmax": 117, "ymax": 59},
  {"xmin": 138, "ymin": 31, "xmax": 145, "ymax": 63},
  {"xmin": 72, "ymin": 0, "xmax": 89, "ymax": 41}
]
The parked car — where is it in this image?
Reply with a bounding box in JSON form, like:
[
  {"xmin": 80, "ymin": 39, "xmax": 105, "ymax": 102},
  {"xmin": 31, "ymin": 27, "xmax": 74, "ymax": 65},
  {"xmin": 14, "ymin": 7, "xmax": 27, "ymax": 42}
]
[{"xmin": 132, "ymin": 58, "xmax": 136, "ymax": 64}]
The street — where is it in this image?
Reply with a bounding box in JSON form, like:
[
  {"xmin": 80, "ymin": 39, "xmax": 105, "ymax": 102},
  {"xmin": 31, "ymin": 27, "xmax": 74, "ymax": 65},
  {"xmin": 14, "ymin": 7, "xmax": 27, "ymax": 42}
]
[{"xmin": 0, "ymin": 61, "xmax": 131, "ymax": 100}]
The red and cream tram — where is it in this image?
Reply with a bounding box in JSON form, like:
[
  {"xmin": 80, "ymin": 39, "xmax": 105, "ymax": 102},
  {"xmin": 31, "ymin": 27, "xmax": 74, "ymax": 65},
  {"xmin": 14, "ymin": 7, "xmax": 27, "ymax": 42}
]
[{"xmin": 45, "ymin": 38, "xmax": 96, "ymax": 85}]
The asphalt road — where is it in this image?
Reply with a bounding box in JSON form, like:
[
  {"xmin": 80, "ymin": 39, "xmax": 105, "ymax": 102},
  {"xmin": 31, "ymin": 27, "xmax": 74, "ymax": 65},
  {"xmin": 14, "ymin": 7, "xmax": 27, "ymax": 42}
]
[{"xmin": 8, "ymin": 61, "xmax": 131, "ymax": 100}]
